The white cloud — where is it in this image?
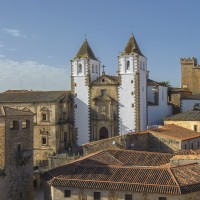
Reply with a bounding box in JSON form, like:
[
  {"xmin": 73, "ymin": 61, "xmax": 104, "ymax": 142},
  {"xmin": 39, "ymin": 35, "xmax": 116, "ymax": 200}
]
[
  {"xmin": 0, "ymin": 55, "xmax": 5, "ymax": 58},
  {"xmin": 0, "ymin": 58, "xmax": 70, "ymax": 92},
  {"xmin": 2, "ymin": 28, "xmax": 26, "ymax": 38}
]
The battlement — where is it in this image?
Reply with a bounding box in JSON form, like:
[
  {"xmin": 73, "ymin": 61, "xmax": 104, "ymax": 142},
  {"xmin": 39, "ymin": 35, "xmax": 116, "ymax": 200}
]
[{"xmin": 180, "ymin": 57, "xmax": 197, "ymax": 66}]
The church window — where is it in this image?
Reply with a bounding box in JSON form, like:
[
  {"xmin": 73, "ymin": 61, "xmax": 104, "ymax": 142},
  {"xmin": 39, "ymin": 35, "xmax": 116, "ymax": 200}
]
[
  {"xmin": 78, "ymin": 63, "xmax": 82, "ymax": 73},
  {"xmin": 131, "ymin": 80, "xmax": 133, "ymax": 84},
  {"xmin": 143, "ymin": 62, "xmax": 145, "ymax": 71},
  {"xmin": 132, "ymin": 103, "xmax": 134, "ymax": 107},
  {"xmin": 42, "ymin": 113, "xmax": 47, "ymax": 121},
  {"xmin": 126, "ymin": 60, "xmax": 130, "ymax": 70},
  {"xmin": 94, "ymin": 192, "xmax": 101, "ymax": 200},
  {"xmin": 125, "ymin": 194, "xmax": 132, "ymax": 200},
  {"xmin": 41, "ymin": 136, "xmax": 47, "ymax": 145},
  {"xmin": 96, "ymin": 65, "xmax": 98, "ymax": 73},
  {"xmin": 64, "ymin": 190, "xmax": 71, "ymax": 197},
  {"xmin": 131, "ymin": 92, "xmax": 134, "ymax": 95},
  {"xmin": 92, "ymin": 64, "xmax": 94, "ymax": 73},
  {"xmin": 101, "ymin": 89, "xmax": 106, "ymax": 96}
]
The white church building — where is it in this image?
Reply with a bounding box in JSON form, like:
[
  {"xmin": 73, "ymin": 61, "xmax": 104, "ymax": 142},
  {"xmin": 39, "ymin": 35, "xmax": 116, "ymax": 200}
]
[{"xmin": 71, "ymin": 35, "xmax": 172, "ymax": 145}]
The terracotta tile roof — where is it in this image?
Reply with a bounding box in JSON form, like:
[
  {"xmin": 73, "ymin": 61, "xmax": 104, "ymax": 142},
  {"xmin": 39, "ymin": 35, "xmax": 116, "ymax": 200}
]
[
  {"xmin": 175, "ymin": 149, "xmax": 200, "ymax": 155},
  {"xmin": 0, "ymin": 105, "xmax": 34, "ymax": 117},
  {"xmin": 149, "ymin": 124, "xmax": 200, "ymax": 141},
  {"xmin": 0, "ymin": 90, "xmax": 69, "ymax": 103},
  {"xmin": 43, "ymin": 150, "xmax": 200, "ymax": 195}
]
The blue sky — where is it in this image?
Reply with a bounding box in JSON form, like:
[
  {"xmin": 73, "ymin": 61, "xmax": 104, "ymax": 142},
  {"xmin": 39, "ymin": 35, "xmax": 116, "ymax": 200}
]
[{"xmin": 0, "ymin": 0, "xmax": 200, "ymax": 91}]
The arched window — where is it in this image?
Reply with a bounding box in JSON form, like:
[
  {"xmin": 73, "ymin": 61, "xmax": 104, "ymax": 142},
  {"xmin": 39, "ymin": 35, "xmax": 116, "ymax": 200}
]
[
  {"xmin": 99, "ymin": 127, "xmax": 109, "ymax": 140},
  {"xmin": 126, "ymin": 60, "xmax": 130, "ymax": 70},
  {"xmin": 78, "ymin": 64, "xmax": 82, "ymax": 73}
]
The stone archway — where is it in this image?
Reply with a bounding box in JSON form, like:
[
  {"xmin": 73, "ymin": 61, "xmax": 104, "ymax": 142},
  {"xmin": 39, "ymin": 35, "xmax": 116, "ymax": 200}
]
[{"xmin": 99, "ymin": 127, "xmax": 109, "ymax": 140}]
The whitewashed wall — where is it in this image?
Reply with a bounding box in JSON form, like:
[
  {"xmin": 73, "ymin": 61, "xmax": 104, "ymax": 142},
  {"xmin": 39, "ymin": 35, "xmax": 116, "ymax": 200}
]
[
  {"xmin": 147, "ymin": 85, "xmax": 154, "ymax": 103},
  {"xmin": 181, "ymin": 99, "xmax": 200, "ymax": 112},
  {"xmin": 148, "ymin": 86, "xmax": 172, "ymax": 126}
]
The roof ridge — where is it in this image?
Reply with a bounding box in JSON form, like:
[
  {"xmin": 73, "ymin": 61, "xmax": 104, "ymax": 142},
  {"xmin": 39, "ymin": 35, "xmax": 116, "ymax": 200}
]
[{"xmin": 168, "ymin": 168, "xmax": 181, "ymax": 190}]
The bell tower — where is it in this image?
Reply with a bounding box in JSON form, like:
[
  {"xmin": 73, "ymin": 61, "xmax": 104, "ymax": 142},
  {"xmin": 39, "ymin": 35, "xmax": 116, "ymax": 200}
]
[
  {"xmin": 71, "ymin": 39, "xmax": 100, "ymax": 145},
  {"xmin": 118, "ymin": 34, "xmax": 147, "ymax": 133}
]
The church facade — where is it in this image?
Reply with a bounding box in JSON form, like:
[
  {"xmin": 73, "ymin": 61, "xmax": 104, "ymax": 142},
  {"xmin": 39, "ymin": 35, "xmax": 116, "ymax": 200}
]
[{"xmin": 71, "ymin": 35, "xmax": 172, "ymax": 145}]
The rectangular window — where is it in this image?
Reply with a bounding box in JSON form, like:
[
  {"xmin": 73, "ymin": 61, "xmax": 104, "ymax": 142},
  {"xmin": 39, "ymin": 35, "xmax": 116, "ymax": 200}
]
[
  {"xmin": 132, "ymin": 103, "xmax": 134, "ymax": 108},
  {"xmin": 125, "ymin": 194, "xmax": 132, "ymax": 200},
  {"xmin": 22, "ymin": 120, "xmax": 30, "ymax": 129},
  {"xmin": 42, "ymin": 114, "xmax": 47, "ymax": 121},
  {"xmin": 18, "ymin": 144, "xmax": 21, "ymax": 152},
  {"xmin": 64, "ymin": 190, "xmax": 71, "ymax": 197},
  {"xmin": 42, "ymin": 136, "xmax": 47, "ymax": 145},
  {"xmin": 131, "ymin": 92, "xmax": 134, "ymax": 95},
  {"xmin": 94, "ymin": 192, "xmax": 100, "ymax": 200},
  {"xmin": 10, "ymin": 120, "xmax": 19, "ymax": 130},
  {"xmin": 194, "ymin": 125, "xmax": 198, "ymax": 132},
  {"xmin": 131, "ymin": 80, "xmax": 133, "ymax": 84},
  {"xmin": 159, "ymin": 197, "xmax": 167, "ymax": 200}
]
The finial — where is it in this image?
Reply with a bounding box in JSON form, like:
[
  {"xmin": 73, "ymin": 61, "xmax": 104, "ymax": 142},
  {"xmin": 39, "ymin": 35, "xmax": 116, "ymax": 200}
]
[
  {"xmin": 84, "ymin": 33, "xmax": 87, "ymax": 40},
  {"xmin": 101, "ymin": 65, "xmax": 106, "ymax": 75}
]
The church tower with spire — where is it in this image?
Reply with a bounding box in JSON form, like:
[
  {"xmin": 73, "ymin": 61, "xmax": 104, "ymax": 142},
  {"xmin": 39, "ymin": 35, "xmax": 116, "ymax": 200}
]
[
  {"xmin": 118, "ymin": 35, "xmax": 147, "ymax": 133},
  {"xmin": 71, "ymin": 40, "xmax": 100, "ymax": 145}
]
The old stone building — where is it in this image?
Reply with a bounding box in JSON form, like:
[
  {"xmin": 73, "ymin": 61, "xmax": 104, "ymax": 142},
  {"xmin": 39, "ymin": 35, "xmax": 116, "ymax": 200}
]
[
  {"xmin": 0, "ymin": 105, "xmax": 34, "ymax": 200},
  {"xmin": 72, "ymin": 35, "xmax": 172, "ymax": 146},
  {"xmin": 43, "ymin": 149, "xmax": 200, "ymax": 200},
  {"xmin": 165, "ymin": 103, "xmax": 200, "ymax": 133},
  {"xmin": 0, "ymin": 90, "xmax": 74, "ymax": 167}
]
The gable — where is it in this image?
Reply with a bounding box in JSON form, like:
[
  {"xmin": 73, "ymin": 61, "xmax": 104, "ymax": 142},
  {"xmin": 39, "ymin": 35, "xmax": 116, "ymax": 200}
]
[{"xmin": 91, "ymin": 75, "xmax": 119, "ymax": 85}]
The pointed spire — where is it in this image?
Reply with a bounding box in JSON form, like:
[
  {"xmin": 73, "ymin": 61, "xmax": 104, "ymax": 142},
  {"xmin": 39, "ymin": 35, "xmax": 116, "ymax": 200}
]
[
  {"xmin": 74, "ymin": 39, "xmax": 98, "ymax": 60},
  {"xmin": 123, "ymin": 34, "xmax": 143, "ymax": 56}
]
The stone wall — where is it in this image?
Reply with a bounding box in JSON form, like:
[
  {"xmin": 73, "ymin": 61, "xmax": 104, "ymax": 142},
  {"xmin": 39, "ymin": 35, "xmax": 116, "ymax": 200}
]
[
  {"xmin": 148, "ymin": 132, "xmax": 181, "ymax": 153},
  {"xmin": 5, "ymin": 115, "xmax": 34, "ymax": 200}
]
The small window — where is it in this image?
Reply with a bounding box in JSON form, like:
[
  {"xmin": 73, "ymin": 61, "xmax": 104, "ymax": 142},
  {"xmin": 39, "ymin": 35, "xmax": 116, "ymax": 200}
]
[
  {"xmin": 132, "ymin": 103, "xmax": 134, "ymax": 108},
  {"xmin": 143, "ymin": 62, "xmax": 145, "ymax": 71},
  {"xmin": 10, "ymin": 120, "xmax": 19, "ymax": 130},
  {"xmin": 64, "ymin": 190, "xmax": 71, "ymax": 197},
  {"xmin": 74, "ymin": 104, "xmax": 77, "ymax": 109},
  {"xmin": 131, "ymin": 92, "xmax": 134, "ymax": 95},
  {"xmin": 102, "ymin": 79, "xmax": 105, "ymax": 82},
  {"xmin": 96, "ymin": 65, "xmax": 98, "ymax": 73},
  {"xmin": 185, "ymin": 144, "xmax": 187, "ymax": 150},
  {"xmin": 159, "ymin": 197, "xmax": 166, "ymax": 200},
  {"xmin": 94, "ymin": 192, "xmax": 100, "ymax": 200},
  {"xmin": 42, "ymin": 136, "xmax": 47, "ymax": 145},
  {"xmin": 42, "ymin": 114, "xmax": 47, "ymax": 121},
  {"xmin": 22, "ymin": 120, "xmax": 30, "ymax": 129},
  {"xmin": 131, "ymin": 80, "xmax": 133, "ymax": 84},
  {"xmin": 194, "ymin": 125, "xmax": 198, "ymax": 132},
  {"xmin": 140, "ymin": 61, "xmax": 142, "ymax": 70},
  {"xmin": 78, "ymin": 64, "xmax": 82, "ymax": 73},
  {"xmin": 191, "ymin": 143, "xmax": 194, "ymax": 149},
  {"xmin": 126, "ymin": 60, "xmax": 130, "ymax": 70},
  {"xmin": 125, "ymin": 194, "xmax": 132, "ymax": 200},
  {"xmin": 92, "ymin": 64, "xmax": 94, "ymax": 73}
]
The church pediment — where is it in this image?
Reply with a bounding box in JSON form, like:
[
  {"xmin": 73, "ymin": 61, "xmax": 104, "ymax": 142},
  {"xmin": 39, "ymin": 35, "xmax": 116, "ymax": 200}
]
[
  {"xmin": 93, "ymin": 94, "xmax": 113, "ymax": 102},
  {"xmin": 91, "ymin": 75, "xmax": 119, "ymax": 85}
]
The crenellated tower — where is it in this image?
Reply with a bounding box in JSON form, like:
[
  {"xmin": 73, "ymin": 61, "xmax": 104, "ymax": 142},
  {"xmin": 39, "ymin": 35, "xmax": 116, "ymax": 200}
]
[
  {"xmin": 71, "ymin": 40, "xmax": 100, "ymax": 145},
  {"xmin": 118, "ymin": 34, "xmax": 147, "ymax": 133}
]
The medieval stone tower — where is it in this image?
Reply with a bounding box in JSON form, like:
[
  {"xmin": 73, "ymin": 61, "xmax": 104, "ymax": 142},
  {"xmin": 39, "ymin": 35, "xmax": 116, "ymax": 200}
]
[
  {"xmin": 118, "ymin": 35, "xmax": 147, "ymax": 133},
  {"xmin": 180, "ymin": 57, "xmax": 200, "ymax": 95},
  {"xmin": 71, "ymin": 40, "xmax": 100, "ymax": 145}
]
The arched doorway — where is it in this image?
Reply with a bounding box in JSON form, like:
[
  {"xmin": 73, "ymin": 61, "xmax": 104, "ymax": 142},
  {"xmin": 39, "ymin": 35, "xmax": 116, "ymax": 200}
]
[{"xmin": 99, "ymin": 127, "xmax": 108, "ymax": 140}]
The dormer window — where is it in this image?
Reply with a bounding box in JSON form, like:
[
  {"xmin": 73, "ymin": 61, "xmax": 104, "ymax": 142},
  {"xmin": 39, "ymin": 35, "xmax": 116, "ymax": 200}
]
[
  {"xmin": 78, "ymin": 64, "xmax": 82, "ymax": 73},
  {"xmin": 126, "ymin": 60, "xmax": 130, "ymax": 70}
]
